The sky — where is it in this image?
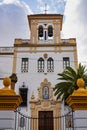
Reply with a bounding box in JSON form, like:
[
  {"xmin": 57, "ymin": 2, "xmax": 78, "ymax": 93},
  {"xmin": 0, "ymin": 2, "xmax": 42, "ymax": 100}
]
[{"xmin": 0, "ymin": 0, "xmax": 87, "ymax": 65}]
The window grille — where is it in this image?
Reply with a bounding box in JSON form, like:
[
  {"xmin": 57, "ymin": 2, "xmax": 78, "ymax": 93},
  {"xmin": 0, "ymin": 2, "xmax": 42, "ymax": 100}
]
[
  {"xmin": 38, "ymin": 57, "xmax": 44, "ymax": 72},
  {"xmin": 63, "ymin": 57, "xmax": 70, "ymax": 69},
  {"xmin": 47, "ymin": 57, "xmax": 54, "ymax": 72},
  {"xmin": 21, "ymin": 58, "xmax": 28, "ymax": 73}
]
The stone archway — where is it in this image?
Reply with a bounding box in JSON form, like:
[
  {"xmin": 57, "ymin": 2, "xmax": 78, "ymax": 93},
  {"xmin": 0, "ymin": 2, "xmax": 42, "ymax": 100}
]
[{"xmin": 29, "ymin": 78, "xmax": 61, "ymax": 130}]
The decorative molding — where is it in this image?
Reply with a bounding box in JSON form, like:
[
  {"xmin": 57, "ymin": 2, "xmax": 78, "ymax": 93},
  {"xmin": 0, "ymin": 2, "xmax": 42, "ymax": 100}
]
[{"xmin": 29, "ymin": 78, "xmax": 61, "ymax": 130}]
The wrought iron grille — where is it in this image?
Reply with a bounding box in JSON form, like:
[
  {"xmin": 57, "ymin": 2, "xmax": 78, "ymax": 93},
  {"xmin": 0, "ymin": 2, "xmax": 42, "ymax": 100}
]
[{"xmin": 15, "ymin": 110, "xmax": 74, "ymax": 130}]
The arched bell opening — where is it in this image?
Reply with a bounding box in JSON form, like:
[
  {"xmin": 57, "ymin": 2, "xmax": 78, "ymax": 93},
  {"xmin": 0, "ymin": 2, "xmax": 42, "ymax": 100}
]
[
  {"xmin": 48, "ymin": 25, "xmax": 53, "ymax": 39},
  {"xmin": 38, "ymin": 25, "xmax": 44, "ymax": 40}
]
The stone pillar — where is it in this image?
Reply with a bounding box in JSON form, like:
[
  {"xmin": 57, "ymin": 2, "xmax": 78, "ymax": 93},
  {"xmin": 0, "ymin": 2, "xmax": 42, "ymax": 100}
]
[
  {"xmin": 73, "ymin": 110, "xmax": 87, "ymax": 130},
  {"xmin": 0, "ymin": 77, "xmax": 22, "ymax": 130},
  {"xmin": 66, "ymin": 78, "xmax": 87, "ymax": 130}
]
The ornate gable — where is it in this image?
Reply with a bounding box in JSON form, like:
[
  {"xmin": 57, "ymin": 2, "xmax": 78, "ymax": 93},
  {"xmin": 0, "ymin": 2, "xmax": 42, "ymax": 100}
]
[{"xmin": 29, "ymin": 78, "xmax": 61, "ymax": 130}]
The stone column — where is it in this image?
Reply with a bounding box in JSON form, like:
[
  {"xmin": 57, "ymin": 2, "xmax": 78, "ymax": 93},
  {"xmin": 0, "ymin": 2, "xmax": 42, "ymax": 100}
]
[
  {"xmin": 66, "ymin": 78, "xmax": 87, "ymax": 130},
  {"xmin": 0, "ymin": 77, "xmax": 22, "ymax": 130}
]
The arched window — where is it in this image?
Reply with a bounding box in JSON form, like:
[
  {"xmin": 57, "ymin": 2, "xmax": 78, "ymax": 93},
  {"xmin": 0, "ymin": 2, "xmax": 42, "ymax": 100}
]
[
  {"xmin": 38, "ymin": 57, "xmax": 44, "ymax": 72},
  {"xmin": 48, "ymin": 25, "xmax": 53, "ymax": 37},
  {"xmin": 38, "ymin": 25, "xmax": 43, "ymax": 39},
  {"xmin": 63, "ymin": 57, "xmax": 70, "ymax": 69},
  {"xmin": 47, "ymin": 57, "xmax": 54, "ymax": 72}
]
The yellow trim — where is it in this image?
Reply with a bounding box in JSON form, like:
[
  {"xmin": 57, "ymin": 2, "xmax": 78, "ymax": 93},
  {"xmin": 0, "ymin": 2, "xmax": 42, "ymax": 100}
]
[
  {"xmin": 28, "ymin": 14, "xmax": 63, "ymax": 30},
  {"xmin": 0, "ymin": 78, "xmax": 22, "ymax": 110},
  {"xmin": 12, "ymin": 49, "xmax": 17, "ymax": 73},
  {"xmin": 73, "ymin": 46, "xmax": 78, "ymax": 69},
  {"xmin": 66, "ymin": 87, "xmax": 87, "ymax": 111},
  {"xmin": 14, "ymin": 49, "xmax": 76, "ymax": 53}
]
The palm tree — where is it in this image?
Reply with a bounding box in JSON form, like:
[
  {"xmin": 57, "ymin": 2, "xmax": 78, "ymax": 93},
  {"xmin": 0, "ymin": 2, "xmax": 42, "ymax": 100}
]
[{"xmin": 53, "ymin": 63, "xmax": 87, "ymax": 101}]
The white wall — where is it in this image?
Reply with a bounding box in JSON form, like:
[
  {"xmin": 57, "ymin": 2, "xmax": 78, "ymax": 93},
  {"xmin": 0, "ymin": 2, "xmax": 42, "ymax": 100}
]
[
  {"xmin": 14, "ymin": 46, "xmax": 75, "ymax": 115},
  {"xmin": 0, "ymin": 111, "xmax": 15, "ymax": 129}
]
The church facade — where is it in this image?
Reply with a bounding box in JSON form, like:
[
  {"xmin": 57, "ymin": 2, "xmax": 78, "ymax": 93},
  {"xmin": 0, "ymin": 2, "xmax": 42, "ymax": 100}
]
[{"xmin": 0, "ymin": 13, "xmax": 78, "ymax": 129}]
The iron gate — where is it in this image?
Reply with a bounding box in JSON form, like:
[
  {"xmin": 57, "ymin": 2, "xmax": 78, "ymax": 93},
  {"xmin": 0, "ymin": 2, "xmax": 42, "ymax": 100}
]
[{"xmin": 15, "ymin": 109, "xmax": 74, "ymax": 130}]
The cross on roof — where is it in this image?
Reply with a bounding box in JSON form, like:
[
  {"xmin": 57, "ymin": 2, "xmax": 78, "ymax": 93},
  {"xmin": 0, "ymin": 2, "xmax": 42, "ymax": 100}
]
[{"xmin": 44, "ymin": 4, "xmax": 48, "ymax": 14}]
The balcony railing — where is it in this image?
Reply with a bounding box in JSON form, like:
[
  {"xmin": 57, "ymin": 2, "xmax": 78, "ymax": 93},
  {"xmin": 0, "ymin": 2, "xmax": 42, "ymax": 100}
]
[
  {"xmin": 61, "ymin": 39, "xmax": 69, "ymax": 43},
  {"xmin": 61, "ymin": 38, "xmax": 76, "ymax": 44},
  {"xmin": 0, "ymin": 47, "xmax": 14, "ymax": 53},
  {"xmin": 22, "ymin": 39, "xmax": 30, "ymax": 44}
]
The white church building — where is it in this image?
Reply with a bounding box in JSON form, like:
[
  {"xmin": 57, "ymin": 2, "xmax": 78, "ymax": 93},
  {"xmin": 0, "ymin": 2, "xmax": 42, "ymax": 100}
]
[{"xmin": 0, "ymin": 13, "xmax": 78, "ymax": 130}]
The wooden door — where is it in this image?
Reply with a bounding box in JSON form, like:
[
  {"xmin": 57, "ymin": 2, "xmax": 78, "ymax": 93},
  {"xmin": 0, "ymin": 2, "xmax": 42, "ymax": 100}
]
[{"xmin": 38, "ymin": 111, "xmax": 53, "ymax": 130}]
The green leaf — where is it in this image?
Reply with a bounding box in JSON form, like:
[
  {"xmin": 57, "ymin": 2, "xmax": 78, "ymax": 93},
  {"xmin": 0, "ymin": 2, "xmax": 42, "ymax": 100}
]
[{"xmin": 54, "ymin": 63, "xmax": 87, "ymax": 101}]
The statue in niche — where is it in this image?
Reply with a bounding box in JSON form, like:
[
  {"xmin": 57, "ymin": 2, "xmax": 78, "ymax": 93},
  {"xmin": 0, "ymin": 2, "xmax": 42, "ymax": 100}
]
[{"xmin": 42, "ymin": 86, "xmax": 49, "ymax": 99}]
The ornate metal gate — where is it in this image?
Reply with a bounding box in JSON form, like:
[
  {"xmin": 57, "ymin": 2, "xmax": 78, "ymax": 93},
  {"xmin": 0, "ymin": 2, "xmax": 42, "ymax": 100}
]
[{"xmin": 15, "ymin": 109, "xmax": 74, "ymax": 130}]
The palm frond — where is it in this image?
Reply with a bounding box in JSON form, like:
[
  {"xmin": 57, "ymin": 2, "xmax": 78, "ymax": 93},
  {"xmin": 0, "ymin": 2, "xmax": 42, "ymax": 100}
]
[
  {"xmin": 77, "ymin": 63, "xmax": 86, "ymax": 78},
  {"xmin": 54, "ymin": 63, "xmax": 87, "ymax": 101}
]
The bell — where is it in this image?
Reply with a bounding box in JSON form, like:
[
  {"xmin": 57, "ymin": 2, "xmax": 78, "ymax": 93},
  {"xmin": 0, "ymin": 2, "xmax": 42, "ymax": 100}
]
[
  {"xmin": 48, "ymin": 26, "xmax": 53, "ymax": 37},
  {"xmin": 39, "ymin": 31, "xmax": 43, "ymax": 37},
  {"xmin": 38, "ymin": 27, "xmax": 43, "ymax": 37},
  {"xmin": 48, "ymin": 31, "xmax": 53, "ymax": 37}
]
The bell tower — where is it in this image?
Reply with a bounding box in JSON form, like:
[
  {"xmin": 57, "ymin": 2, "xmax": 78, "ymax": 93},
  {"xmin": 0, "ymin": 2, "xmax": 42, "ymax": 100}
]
[{"xmin": 28, "ymin": 14, "xmax": 63, "ymax": 45}]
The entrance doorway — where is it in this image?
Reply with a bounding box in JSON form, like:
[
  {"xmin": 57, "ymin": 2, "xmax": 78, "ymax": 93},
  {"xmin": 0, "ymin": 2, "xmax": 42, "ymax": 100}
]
[{"xmin": 38, "ymin": 111, "xmax": 53, "ymax": 130}]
